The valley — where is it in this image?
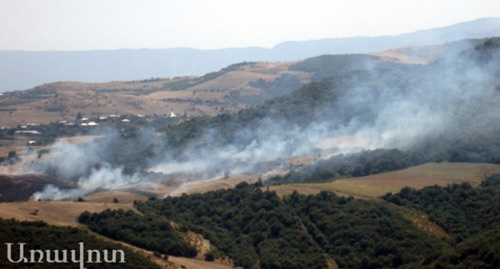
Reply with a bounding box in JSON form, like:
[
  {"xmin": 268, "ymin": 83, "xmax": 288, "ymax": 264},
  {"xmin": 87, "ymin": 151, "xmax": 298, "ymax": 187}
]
[{"xmin": 1, "ymin": 36, "xmax": 499, "ymax": 268}]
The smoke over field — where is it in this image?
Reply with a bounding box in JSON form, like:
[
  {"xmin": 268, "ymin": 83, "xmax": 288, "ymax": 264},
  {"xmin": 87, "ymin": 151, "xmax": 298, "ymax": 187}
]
[{"xmin": 32, "ymin": 38, "xmax": 500, "ymax": 200}]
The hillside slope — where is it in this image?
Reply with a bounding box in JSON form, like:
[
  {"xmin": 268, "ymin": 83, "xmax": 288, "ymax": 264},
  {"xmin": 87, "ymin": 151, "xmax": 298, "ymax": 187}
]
[
  {"xmin": 0, "ymin": 62, "xmax": 311, "ymax": 127},
  {"xmin": 3, "ymin": 38, "xmax": 499, "ymax": 203},
  {"xmin": 0, "ymin": 45, "xmax": 439, "ymax": 127}
]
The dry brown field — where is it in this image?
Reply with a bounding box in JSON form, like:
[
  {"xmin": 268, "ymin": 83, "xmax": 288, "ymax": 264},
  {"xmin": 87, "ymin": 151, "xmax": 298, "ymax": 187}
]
[
  {"xmin": 0, "ymin": 62, "xmax": 310, "ymax": 127},
  {"xmin": 270, "ymin": 162, "xmax": 500, "ymax": 198}
]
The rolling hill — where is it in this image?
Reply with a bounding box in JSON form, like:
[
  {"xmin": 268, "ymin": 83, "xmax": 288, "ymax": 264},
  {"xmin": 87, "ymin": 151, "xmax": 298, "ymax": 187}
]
[
  {"xmin": 2, "ymin": 37, "xmax": 498, "ymax": 200},
  {"xmin": 0, "ymin": 42, "xmax": 443, "ymax": 127},
  {"xmin": 0, "ymin": 62, "xmax": 311, "ymax": 127},
  {"xmin": 1, "ymin": 36, "xmax": 500, "ymax": 269}
]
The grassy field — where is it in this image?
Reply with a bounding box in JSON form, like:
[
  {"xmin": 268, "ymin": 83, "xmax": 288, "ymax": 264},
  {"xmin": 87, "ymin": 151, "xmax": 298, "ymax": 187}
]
[
  {"xmin": 270, "ymin": 162, "xmax": 500, "ymax": 198},
  {"xmin": 0, "ymin": 193, "xmax": 239, "ymax": 269},
  {"xmin": 0, "ymin": 201, "xmax": 136, "ymax": 226}
]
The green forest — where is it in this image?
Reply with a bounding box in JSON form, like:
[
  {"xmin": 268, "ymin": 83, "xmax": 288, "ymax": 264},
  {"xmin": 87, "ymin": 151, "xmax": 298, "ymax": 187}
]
[
  {"xmin": 78, "ymin": 209, "xmax": 197, "ymax": 257},
  {"xmin": 79, "ymin": 176, "xmax": 500, "ymax": 268},
  {"xmin": 0, "ymin": 218, "xmax": 160, "ymax": 269}
]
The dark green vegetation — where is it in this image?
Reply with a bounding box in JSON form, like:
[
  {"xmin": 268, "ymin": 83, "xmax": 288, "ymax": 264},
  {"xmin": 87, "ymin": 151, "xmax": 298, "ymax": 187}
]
[
  {"xmin": 78, "ymin": 209, "xmax": 197, "ymax": 257},
  {"xmin": 266, "ymin": 149, "xmax": 415, "ymax": 184},
  {"xmin": 439, "ymin": 228, "xmax": 500, "ymax": 269},
  {"xmin": 0, "ymin": 122, "xmax": 88, "ymax": 146},
  {"xmin": 267, "ymin": 135, "xmax": 500, "ymax": 185},
  {"xmin": 264, "ymin": 39, "xmax": 500, "ymax": 184},
  {"xmin": 287, "ymin": 191, "xmax": 450, "ymax": 268},
  {"xmin": 246, "ymin": 74, "xmax": 302, "ymax": 102},
  {"xmin": 383, "ymin": 174, "xmax": 500, "ymax": 243},
  {"xmin": 159, "ymin": 37, "xmax": 500, "ymax": 166},
  {"xmin": 289, "ymin": 54, "xmax": 379, "ymax": 81},
  {"xmin": 382, "ymin": 174, "xmax": 500, "ymax": 268},
  {"xmin": 78, "ymin": 178, "xmax": 500, "ymax": 268},
  {"xmin": 0, "ymin": 113, "xmax": 176, "ymax": 147},
  {"xmin": 139, "ymin": 183, "xmax": 327, "ymax": 269},
  {"xmin": 0, "ymin": 218, "xmax": 160, "ymax": 269}
]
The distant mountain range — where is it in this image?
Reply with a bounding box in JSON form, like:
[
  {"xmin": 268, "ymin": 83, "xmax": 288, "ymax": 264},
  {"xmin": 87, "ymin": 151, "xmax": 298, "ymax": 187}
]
[{"xmin": 1, "ymin": 17, "xmax": 499, "ymax": 92}]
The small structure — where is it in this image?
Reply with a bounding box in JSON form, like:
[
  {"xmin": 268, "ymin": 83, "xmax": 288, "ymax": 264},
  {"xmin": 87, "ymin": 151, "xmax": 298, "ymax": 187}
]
[{"xmin": 15, "ymin": 130, "xmax": 41, "ymax": 135}]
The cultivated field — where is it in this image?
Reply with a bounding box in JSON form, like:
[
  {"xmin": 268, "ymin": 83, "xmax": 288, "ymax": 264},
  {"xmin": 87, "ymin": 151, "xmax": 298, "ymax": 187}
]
[{"xmin": 270, "ymin": 162, "xmax": 500, "ymax": 198}]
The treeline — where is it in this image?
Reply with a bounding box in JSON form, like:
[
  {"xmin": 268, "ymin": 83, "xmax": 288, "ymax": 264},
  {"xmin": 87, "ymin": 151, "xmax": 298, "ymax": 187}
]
[
  {"xmin": 77, "ymin": 179, "xmax": 500, "ymax": 268},
  {"xmin": 137, "ymin": 183, "xmax": 327, "ymax": 269},
  {"xmin": 382, "ymin": 174, "xmax": 500, "ymax": 268},
  {"xmin": 16, "ymin": 38, "xmax": 500, "ymax": 181},
  {"xmin": 286, "ymin": 191, "xmax": 451, "ymax": 268},
  {"xmin": 266, "ymin": 149, "xmax": 415, "ymax": 184},
  {"xmin": 76, "ymin": 181, "xmax": 500, "ymax": 268},
  {"xmin": 383, "ymin": 174, "xmax": 500, "ymax": 244},
  {"xmin": 267, "ymin": 137, "xmax": 500, "ymax": 185},
  {"xmin": 0, "ymin": 122, "xmax": 90, "ymax": 146},
  {"xmin": 289, "ymin": 54, "xmax": 381, "ymax": 81},
  {"xmin": 0, "ymin": 218, "xmax": 160, "ymax": 268},
  {"xmin": 160, "ymin": 38, "xmax": 500, "ymax": 167},
  {"xmin": 78, "ymin": 209, "xmax": 197, "ymax": 257},
  {"xmin": 160, "ymin": 74, "xmax": 368, "ymax": 157},
  {"xmin": 0, "ymin": 113, "xmax": 159, "ymax": 147}
]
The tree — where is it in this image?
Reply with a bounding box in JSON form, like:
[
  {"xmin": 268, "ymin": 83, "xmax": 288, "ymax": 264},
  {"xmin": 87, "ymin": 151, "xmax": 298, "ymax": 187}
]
[{"xmin": 8, "ymin": 151, "xmax": 17, "ymax": 158}]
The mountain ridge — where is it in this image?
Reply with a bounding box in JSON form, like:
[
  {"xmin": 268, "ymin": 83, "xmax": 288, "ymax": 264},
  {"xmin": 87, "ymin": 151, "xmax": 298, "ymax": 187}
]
[{"xmin": 1, "ymin": 17, "xmax": 499, "ymax": 92}]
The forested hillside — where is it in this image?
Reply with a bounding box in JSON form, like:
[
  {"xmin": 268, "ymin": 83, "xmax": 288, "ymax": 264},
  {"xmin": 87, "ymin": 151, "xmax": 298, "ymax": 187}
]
[
  {"xmin": 383, "ymin": 174, "xmax": 500, "ymax": 244},
  {"xmin": 79, "ymin": 177, "xmax": 500, "ymax": 269},
  {"xmin": 0, "ymin": 219, "xmax": 160, "ymax": 268},
  {"xmin": 161, "ymin": 37, "xmax": 500, "ymax": 156}
]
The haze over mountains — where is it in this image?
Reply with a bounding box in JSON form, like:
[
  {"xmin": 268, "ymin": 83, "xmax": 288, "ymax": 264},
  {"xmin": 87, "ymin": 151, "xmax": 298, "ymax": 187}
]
[
  {"xmin": 1, "ymin": 17, "xmax": 500, "ymax": 92},
  {"xmin": 25, "ymin": 36, "xmax": 500, "ymax": 201}
]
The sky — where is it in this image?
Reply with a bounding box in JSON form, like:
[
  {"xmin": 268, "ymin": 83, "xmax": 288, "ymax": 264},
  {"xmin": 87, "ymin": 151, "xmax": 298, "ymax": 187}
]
[{"xmin": 0, "ymin": 0, "xmax": 499, "ymax": 51}]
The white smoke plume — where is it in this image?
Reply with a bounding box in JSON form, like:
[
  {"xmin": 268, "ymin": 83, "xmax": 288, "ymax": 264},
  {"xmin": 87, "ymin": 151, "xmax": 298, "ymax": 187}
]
[
  {"xmin": 31, "ymin": 38, "xmax": 500, "ymax": 199},
  {"xmin": 33, "ymin": 165, "xmax": 141, "ymax": 200}
]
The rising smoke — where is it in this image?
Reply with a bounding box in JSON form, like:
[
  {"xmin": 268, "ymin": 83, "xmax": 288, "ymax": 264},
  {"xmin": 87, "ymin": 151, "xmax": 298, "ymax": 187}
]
[{"xmin": 33, "ymin": 38, "xmax": 500, "ymax": 200}]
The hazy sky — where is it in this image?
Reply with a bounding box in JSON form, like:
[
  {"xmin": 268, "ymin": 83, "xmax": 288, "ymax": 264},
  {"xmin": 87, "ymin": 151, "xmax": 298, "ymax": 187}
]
[{"xmin": 1, "ymin": 0, "xmax": 499, "ymax": 51}]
